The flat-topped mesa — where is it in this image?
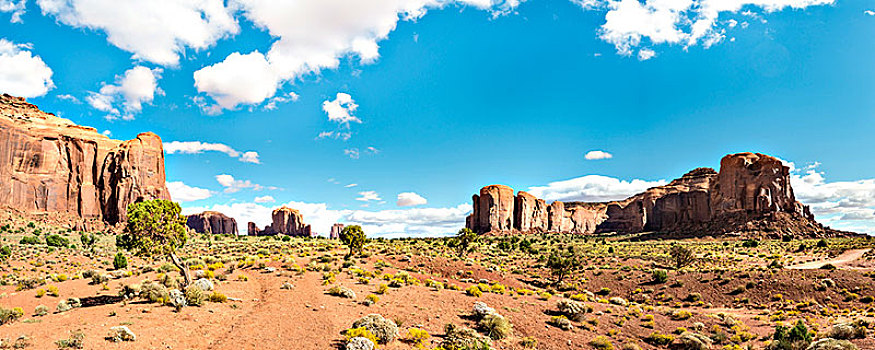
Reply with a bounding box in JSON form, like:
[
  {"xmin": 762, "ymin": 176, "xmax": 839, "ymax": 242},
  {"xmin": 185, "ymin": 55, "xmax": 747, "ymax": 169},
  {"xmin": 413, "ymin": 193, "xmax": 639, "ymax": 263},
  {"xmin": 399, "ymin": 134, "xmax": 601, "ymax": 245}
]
[
  {"xmin": 186, "ymin": 211, "xmax": 238, "ymax": 235},
  {"xmin": 466, "ymin": 152, "xmax": 837, "ymax": 238},
  {"xmin": 0, "ymin": 94, "xmax": 170, "ymax": 230},
  {"xmin": 250, "ymin": 206, "xmax": 313, "ymax": 236}
]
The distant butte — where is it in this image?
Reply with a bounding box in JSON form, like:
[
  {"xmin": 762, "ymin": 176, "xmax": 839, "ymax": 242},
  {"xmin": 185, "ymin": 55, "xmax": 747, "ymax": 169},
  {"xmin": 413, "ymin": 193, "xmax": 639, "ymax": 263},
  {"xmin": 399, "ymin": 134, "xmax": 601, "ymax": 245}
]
[{"xmin": 467, "ymin": 152, "xmax": 849, "ymax": 238}]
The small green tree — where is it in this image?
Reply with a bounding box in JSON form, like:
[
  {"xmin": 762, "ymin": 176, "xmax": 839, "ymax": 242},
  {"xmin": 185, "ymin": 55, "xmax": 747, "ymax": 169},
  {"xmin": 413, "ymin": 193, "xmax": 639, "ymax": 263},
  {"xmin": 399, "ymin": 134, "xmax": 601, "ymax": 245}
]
[
  {"xmin": 0, "ymin": 245, "xmax": 11, "ymax": 262},
  {"xmin": 449, "ymin": 228, "xmax": 479, "ymax": 258},
  {"xmin": 113, "ymin": 252, "xmax": 128, "ymax": 270},
  {"xmin": 670, "ymin": 245, "xmax": 695, "ymax": 270},
  {"xmin": 339, "ymin": 225, "xmax": 366, "ymax": 258},
  {"xmin": 79, "ymin": 233, "xmax": 97, "ymax": 251},
  {"xmin": 546, "ymin": 250, "xmax": 580, "ymax": 286},
  {"xmin": 116, "ymin": 200, "xmax": 191, "ymax": 286}
]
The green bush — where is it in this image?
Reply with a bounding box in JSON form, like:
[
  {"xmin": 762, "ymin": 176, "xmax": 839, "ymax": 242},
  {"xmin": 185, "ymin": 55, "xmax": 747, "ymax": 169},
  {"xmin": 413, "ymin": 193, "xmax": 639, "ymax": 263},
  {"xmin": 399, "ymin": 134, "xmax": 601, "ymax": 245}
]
[
  {"xmin": 113, "ymin": 252, "xmax": 128, "ymax": 270},
  {"xmin": 652, "ymin": 269, "xmax": 668, "ymax": 283},
  {"xmin": 46, "ymin": 234, "xmax": 70, "ymax": 248},
  {"xmin": 19, "ymin": 236, "xmax": 41, "ymax": 245}
]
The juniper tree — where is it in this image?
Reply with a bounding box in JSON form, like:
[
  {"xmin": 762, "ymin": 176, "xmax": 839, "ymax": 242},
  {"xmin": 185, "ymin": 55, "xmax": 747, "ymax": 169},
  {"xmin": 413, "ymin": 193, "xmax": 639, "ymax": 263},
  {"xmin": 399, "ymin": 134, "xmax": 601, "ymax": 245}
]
[
  {"xmin": 116, "ymin": 200, "xmax": 191, "ymax": 286},
  {"xmin": 340, "ymin": 225, "xmax": 366, "ymax": 258}
]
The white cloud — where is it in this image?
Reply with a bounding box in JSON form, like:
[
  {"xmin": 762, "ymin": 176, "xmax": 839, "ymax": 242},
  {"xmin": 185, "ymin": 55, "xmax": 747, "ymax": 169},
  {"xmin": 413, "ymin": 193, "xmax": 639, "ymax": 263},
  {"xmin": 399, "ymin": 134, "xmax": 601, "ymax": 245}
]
[
  {"xmin": 182, "ymin": 200, "xmax": 470, "ymax": 238},
  {"xmin": 163, "ymin": 141, "xmax": 260, "ymax": 164},
  {"xmin": 167, "ymin": 181, "xmax": 212, "ymax": 202},
  {"xmin": 193, "ymin": 51, "xmax": 279, "ymax": 110},
  {"xmin": 528, "ymin": 175, "xmax": 666, "ymax": 202},
  {"xmin": 790, "ymin": 163, "xmax": 875, "ymax": 234},
  {"xmin": 87, "ymin": 66, "xmax": 162, "ymax": 120},
  {"xmin": 192, "ymin": 0, "xmax": 521, "ymax": 111},
  {"xmin": 865, "ymin": 9, "xmax": 875, "ymax": 16},
  {"xmin": 216, "ymin": 174, "xmax": 263, "ymax": 193},
  {"xmin": 345, "ymin": 183, "xmax": 358, "ymax": 188},
  {"xmin": 0, "ymin": 39, "xmax": 54, "ymax": 98},
  {"xmin": 264, "ymin": 91, "xmax": 299, "ymax": 111},
  {"xmin": 345, "ymin": 148, "xmax": 361, "ymax": 159},
  {"xmin": 0, "ymin": 0, "xmax": 26, "ymax": 23},
  {"xmin": 597, "ymin": 0, "xmax": 833, "ymax": 55},
  {"xmin": 397, "ymin": 192, "xmax": 428, "ymax": 206},
  {"xmin": 357, "ymin": 191, "xmax": 382, "ymax": 202},
  {"xmin": 323, "ymin": 92, "xmax": 361, "ymax": 125},
  {"xmin": 584, "ymin": 150, "xmax": 613, "ymax": 160},
  {"xmin": 637, "ymin": 48, "xmax": 656, "ymax": 60},
  {"xmin": 254, "ymin": 195, "xmax": 275, "ymax": 203},
  {"xmin": 36, "ymin": 0, "xmax": 238, "ymax": 66}
]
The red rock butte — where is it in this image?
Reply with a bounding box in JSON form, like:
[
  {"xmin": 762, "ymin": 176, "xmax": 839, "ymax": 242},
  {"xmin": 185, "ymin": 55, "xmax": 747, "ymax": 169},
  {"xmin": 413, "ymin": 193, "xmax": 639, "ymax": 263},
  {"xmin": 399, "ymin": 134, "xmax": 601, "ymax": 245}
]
[
  {"xmin": 467, "ymin": 152, "xmax": 844, "ymax": 238},
  {"xmin": 248, "ymin": 206, "xmax": 313, "ymax": 237},
  {"xmin": 0, "ymin": 94, "xmax": 169, "ymax": 231}
]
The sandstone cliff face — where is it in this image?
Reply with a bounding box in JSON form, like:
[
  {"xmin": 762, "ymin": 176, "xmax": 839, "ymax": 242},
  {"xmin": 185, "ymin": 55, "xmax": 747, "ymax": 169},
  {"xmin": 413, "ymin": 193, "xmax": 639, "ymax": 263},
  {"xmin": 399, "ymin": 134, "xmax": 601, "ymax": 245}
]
[
  {"xmin": 186, "ymin": 211, "xmax": 238, "ymax": 235},
  {"xmin": 249, "ymin": 206, "xmax": 312, "ymax": 236},
  {"xmin": 466, "ymin": 153, "xmax": 832, "ymax": 237},
  {"xmin": 0, "ymin": 94, "xmax": 169, "ymax": 228}
]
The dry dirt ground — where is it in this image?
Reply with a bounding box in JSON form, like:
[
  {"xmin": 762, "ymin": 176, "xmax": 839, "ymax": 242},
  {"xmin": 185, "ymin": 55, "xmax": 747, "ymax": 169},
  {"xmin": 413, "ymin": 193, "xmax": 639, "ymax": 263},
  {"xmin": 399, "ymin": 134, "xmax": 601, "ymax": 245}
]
[{"xmin": 0, "ymin": 220, "xmax": 873, "ymax": 350}]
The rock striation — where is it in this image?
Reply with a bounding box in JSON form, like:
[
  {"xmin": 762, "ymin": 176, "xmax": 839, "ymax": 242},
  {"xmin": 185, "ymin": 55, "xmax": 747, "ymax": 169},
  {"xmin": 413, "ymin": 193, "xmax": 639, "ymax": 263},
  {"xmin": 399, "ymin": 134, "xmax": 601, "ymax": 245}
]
[
  {"xmin": 0, "ymin": 94, "xmax": 169, "ymax": 230},
  {"xmin": 247, "ymin": 206, "xmax": 313, "ymax": 236},
  {"xmin": 467, "ymin": 152, "xmax": 835, "ymax": 238},
  {"xmin": 186, "ymin": 211, "xmax": 238, "ymax": 235}
]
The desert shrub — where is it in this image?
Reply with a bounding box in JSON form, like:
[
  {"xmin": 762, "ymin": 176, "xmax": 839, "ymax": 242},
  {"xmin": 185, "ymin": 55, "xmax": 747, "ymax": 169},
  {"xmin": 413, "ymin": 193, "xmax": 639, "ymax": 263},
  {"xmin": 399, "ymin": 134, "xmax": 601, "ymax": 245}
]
[
  {"xmin": 742, "ymin": 240, "xmax": 759, "ymax": 248},
  {"xmin": 466, "ymin": 285, "xmax": 483, "ymax": 297},
  {"xmin": 548, "ymin": 315, "xmax": 573, "ymax": 330},
  {"xmin": 674, "ymin": 332, "xmax": 712, "ymax": 350},
  {"xmin": 46, "ymin": 234, "xmax": 70, "ymax": 248},
  {"xmin": 557, "ymin": 299, "xmax": 592, "ymax": 321},
  {"xmin": 0, "ymin": 245, "xmax": 11, "ymax": 261},
  {"xmin": 652, "ymin": 269, "xmax": 669, "ymax": 283},
  {"xmin": 46, "ymin": 285, "xmax": 60, "ymax": 297},
  {"xmin": 670, "ymin": 245, "xmax": 695, "ymax": 269},
  {"xmin": 90, "ymin": 273, "xmax": 108, "ymax": 285},
  {"xmin": 546, "ymin": 251, "xmax": 580, "ymax": 285},
  {"xmin": 19, "ymin": 236, "xmax": 41, "ymax": 245},
  {"xmin": 449, "ymin": 228, "xmax": 479, "ymax": 258},
  {"xmin": 478, "ymin": 314, "xmax": 512, "ymax": 339},
  {"xmin": 820, "ymin": 263, "xmax": 837, "ymax": 270},
  {"xmin": 671, "ymin": 309, "xmax": 693, "ymax": 320},
  {"xmin": 55, "ymin": 330, "xmax": 85, "ymax": 349},
  {"xmin": 825, "ymin": 321, "xmax": 867, "ymax": 340},
  {"xmin": 0, "ymin": 307, "xmax": 24, "ymax": 325},
  {"xmin": 805, "ymin": 338, "xmax": 858, "ymax": 350},
  {"xmin": 441, "ymin": 324, "xmax": 491, "ymax": 350},
  {"xmin": 351, "ymin": 314, "xmax": 398, "ymax": 344},
  {"xmin": 345, "ymin": 327, "xmax": 379, "ymax": 345},
  {"xmin": 209, "ymin": 292, "xmax": 227, "ymax": 303},
  {"xmin": 327, "ymin": 285, "xmax": 356, "ymax": 299},
  {"xmin": 768, "ymin": 320, "xmax": 812, "ymax": 350},
  {"xmin": 404, "ymin": 328, "xmax": 430, "ymax": 348},
  {"xmin": 184, "ymin": 286, "xmax": 205, "ymax": 306},
  {"xmin": 113, "ymin": 252, "xmax": 128, "ymax": 269},
  {"xmin": 140, "ymin": 281, "xmax": 169, "ymax": 303},
  {"xmin": 817, "ymin": 239, "xmax": 828, "ymax": 248},
  {"xmin": 644, "ymin": 331, "xmax": 674, "ymax": 346},
  {"xmin": 34, "ymin": 304, "xmax": 49, "ymax": 316},
  {"xmin": 590, "ymin": 335, "xmax": 614, "ymax": 350}
]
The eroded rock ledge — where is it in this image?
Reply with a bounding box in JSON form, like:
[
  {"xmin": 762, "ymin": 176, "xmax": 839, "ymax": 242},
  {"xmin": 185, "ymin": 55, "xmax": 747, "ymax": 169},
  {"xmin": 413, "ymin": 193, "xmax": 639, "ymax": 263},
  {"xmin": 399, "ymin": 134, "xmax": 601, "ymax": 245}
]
[{"xmin": 467, "ymin": 152, "xmax": 838, "ymax": 237}]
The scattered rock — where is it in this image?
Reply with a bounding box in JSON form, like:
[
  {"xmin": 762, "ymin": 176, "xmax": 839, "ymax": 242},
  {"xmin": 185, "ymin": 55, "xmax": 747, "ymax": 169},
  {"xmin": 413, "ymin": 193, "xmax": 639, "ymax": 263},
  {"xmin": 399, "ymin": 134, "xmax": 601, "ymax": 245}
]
[
  {"xmin": 108, "ymin": 326, "xmax": 136, "ymax": 342},
  {"xmin": 345, "ymin": 337, "xmax": 375, "ymax": 350}
]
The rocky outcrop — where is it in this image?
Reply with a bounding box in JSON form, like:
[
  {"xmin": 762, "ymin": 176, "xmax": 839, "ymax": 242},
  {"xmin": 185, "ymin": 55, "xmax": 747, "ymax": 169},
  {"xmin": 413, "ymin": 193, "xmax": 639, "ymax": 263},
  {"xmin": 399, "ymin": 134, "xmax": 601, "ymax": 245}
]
[
  {"xmin": 247, "ymin": 222, "xmax": 260, "ymax": 235},
  {"xmin": 249, "ymin": 206, "xmax": 313, "ymax": 236},
  {"xmin": 186, "ymin": 211, "xmax": 237, "ymax": 235},
  {"xmin": 0, "ymin": 94, "xmax": 169, "ymax": 229},
  {"xmin": 466, "ymin": 152, "xmax": 836, "ymax": 237}
]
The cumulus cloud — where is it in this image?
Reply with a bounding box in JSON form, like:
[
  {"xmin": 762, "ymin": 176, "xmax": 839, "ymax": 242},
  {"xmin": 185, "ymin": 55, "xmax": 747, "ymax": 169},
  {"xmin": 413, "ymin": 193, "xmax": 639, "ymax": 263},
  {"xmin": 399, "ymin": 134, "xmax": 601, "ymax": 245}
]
[
  {"xmin": 397, "ymin": 192, "xmax": 428, "ymax": 206},
  {"xmin": 0, "ymin": 0, "xmax": 26, "ymax": 22},
  {"xmin": 216, "ymin": 174, "xmax": 263, "ymax": 193},
  {"xmin": 790, "ymin": 163, "xmax": 875, "ymax": 234},
  {"xmin": 193, "ymin": 51, "xmax": 279, "ymax": 110},
  {"xmin": 597, "ymin": 0, "xmax": 833, "ymax": 57},
  {"xmin": 0, "ymin": 39, "xmax": 54, "ymax": 97},
  {"xmin": 163, "ymin": 141, "xmax": 260, "ymax": 164},
  {"xmin": 254, "ymin": 195, "xmax": 275, "ymax": 203},
  {"xmin": 323, "ymin": 92, "xmax": 361, "ymax": 125},
  {"xmin": 584, "ymin": 150, "xmax": 613, "ymax": 160},
  {"xmin": 527, "ymin": 175, "xmax": 666, "ymax": 202},
  {"xmin": 865, "ymin": 10, "xmax": 875, "ymax": 16},
  {"xmin": 36, "ymin": 0, "xmax": 238, "ymax": 66},
  {"xmin": 356, "ymin": 191, "xmax": 382, "ymax": 202},
  {"xmin": 637, "ymin": 48, "xmax": 656, "ymax": 61},
  {"xmin": 192, "ymin": 0, "xmax": 520, "ymax": 111},
  {"xmin": 182, "ymin": 200, "xmax": 470, "ymax": 238},
  {"xmin": 167, "ymin": 181, "xmax": 212, "ymax": 202},
  {"xmin": 86, "ymin": 66, "xmax": 161, "ymax": 120}
]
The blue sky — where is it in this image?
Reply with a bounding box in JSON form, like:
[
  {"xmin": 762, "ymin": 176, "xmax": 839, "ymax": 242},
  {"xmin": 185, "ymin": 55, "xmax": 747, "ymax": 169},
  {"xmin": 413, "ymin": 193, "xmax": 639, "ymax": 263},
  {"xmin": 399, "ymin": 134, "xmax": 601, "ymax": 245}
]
[{"xmin": 1, "ymin": 0, "xmax": 873, "ymax": 236}]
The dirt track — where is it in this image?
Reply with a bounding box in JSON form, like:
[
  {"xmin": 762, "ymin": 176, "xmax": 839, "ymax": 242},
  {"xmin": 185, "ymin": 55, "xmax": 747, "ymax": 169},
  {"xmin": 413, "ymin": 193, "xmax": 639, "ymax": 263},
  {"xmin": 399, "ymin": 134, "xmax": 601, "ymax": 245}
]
[{"xmin": 786, "ymin": 249, "xmax": 871, "ymax": 269}]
